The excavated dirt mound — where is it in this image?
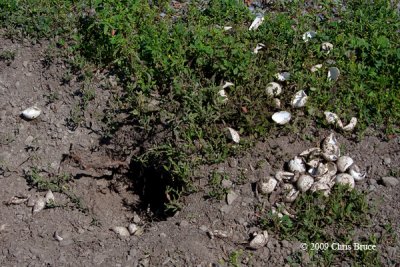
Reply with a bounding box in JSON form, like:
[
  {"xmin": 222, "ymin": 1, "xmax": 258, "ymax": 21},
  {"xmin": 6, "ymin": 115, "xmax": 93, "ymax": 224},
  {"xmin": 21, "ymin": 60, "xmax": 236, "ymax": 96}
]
[{"xmin": 0, "ymin": 38, "xmax": 399, "ymax": 266}]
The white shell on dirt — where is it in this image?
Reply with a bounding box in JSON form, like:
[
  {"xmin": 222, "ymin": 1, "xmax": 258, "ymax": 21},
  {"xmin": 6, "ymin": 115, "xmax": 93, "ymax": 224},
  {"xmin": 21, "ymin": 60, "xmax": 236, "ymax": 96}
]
[
  {"xmin": 327, "ymin": 67, "xmax": 340, "ymax": 81},
  {"xmin": 266, "ymin": 82, "xmax": 282, "ymax": 96},
  {"xmin": 272, "ymin": 111, "xmax": 291, "ymax": 125},
  {"xmin": 291, "ymin": 90, "xmax": 308, "ymax": 108},
  {"xmin": 324, "ymin": 111, "xmax": 343, "ymax": 128},
  {"xmin": 226, "ymin": 127, "xmax": 240, "ymax": 143},
  {"xmin": 218, "ymin": 89, "xmax": 228, "ymax": 103},
  {"xmin": 348, "ymin": 164, "xmax": 366, "ymax": 181},
  {"xmin": 258, "ymin": 177, "xmax": 278, "ymax": 194},
  {"xmin": 282, "ymin": 183, "xmax": 294, "ymax": 191},
  {"xmin": 302, "ymin": 31, "xmax": 317, "ymax": 42},
  {"xmin": 21, "ymin": 106, "xmax": 41, "ymax": 120},
  {"xmin": 300, "ymin": 147, "xmax": 321, "ymax": 157},
  {"xmin": 322, "ymin": 42, "xmax": 333, "ymax": 53},
  {"xmin": 222, "ymin": 81, "xmax": 234, "ymax": 89},
  {"xmin": 249, "ymin": 230, "xmax": 269, "ymax": 249},
  {"xmin": 45, "ymin": 190, "xmax": 55, "ymax": 204},
  {"xmin": 223, "ymin": 26, "xmax": 232, "ymax": 31},
  {"xmin": 342, "ymin": 117, "xmax": 357, "ymax": 131},
  {"xmin": 33, "ymin": 196, "xmax": 46, "ymax": 213},
  {"xmin": 249, "ymin": 16, "xmax": 264, "ymax": 31},
  {"xmin": 27, "ymin": 196, "xmax": 37, "ymax": 207},
  {"xmin": 321, "ymin": 133, "xmax": 340, "ymax": 161},
  {"xmin": 285, "ymin": 188, "xmax": 299, "ymax": 202},
  {"xmin": 253, "ymin": 43, "xmax": 265, "ymax": 54},
  {"xmin": 326, "ymin": 162, "xmax": 338, "ymax": 177},
  {"xmin": 128, "ymin": 223, "xmax": 139, "ymax": 235},
  {"xmin": 112, "ymin": 226, "xmax": 130, "ymax": 237},
  {"xmin": 275, "ymin": 171, "xmax": 295, "ymax": 182},
  {"xmin": 311, "ymin": 64, "xmax": 323, "ymax": 72},
  {"xmin": 337, "ymin": 156, "xmax": 354, "ymax": 173},
  {"xmin": 296, "ymin": 174, "xmax": 314, "ymax": 192},
  {"xmin": 288, "ymin": 156, "xmax": 306, "ymax": 173},
  {"xmin": 275, "ymin": 72, "xmax": 290, "ymax": 81},
  {"xmin": 54, "ymin": 231, "xmax": 66, "ymax": 241},
  {"xmin": 335, "ymin": 173, "xmax": 355, "ymax": 189}
]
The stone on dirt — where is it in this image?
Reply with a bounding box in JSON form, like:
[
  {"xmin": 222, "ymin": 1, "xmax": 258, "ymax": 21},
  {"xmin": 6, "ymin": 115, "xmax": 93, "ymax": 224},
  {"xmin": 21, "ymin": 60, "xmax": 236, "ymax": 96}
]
[{"xmin": 382, "ymin": 176, "xmax": 399, "ymax": 187}]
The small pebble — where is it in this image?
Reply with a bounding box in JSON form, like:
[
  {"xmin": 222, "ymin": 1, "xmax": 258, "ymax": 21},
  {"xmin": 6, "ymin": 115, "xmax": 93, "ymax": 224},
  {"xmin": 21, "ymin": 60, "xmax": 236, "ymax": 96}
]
[
  {"xmin": 382, "ymin": 177, "xmax": 399, "ymax": 187},
  {"xmin": 226, "ymin": 190, "xmax": 238, "ymax": 205},
  {"xmin": 383, "ymin": 157, "xmax": 391, "ymax": 165},
  {"xmin": 180, "ymin": 220, "xmax": 189, "ymax": 227}
]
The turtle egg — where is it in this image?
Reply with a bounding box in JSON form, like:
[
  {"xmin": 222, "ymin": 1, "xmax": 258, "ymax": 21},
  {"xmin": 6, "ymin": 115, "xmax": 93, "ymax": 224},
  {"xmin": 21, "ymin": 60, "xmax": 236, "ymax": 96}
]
[
  {"xmin": 288, "ymin": 156, "xmax": 306, "ymax": 173},
  {"xmin": 266, "ymin": 82, "xmax": 282, "ymax": 96},
  {"xmin": 336, "ymin": 156, "xmax": 354, "ymax": 173},
  {"xmin": 296, "ymin": 174, "xmax": 314, "ymax": 192},
  {"xmin": 258, "ymin": 177, "xmax": 278, "ymax": 194}
]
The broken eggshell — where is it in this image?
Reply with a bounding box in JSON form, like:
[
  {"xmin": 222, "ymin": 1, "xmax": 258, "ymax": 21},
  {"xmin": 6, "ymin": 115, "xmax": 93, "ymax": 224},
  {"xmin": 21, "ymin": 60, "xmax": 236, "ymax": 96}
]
[
  {"xmin": 336, "ymin": 156, "xmax": 354, "ymax": 173},
  {"xmin": 21, "ymin": 106, "xmax": 41, "ymax": 120},
  {"xmin": 266, "ymin": 82, "xmax": 282, "ymax": 96},
  {"xmin": 288, "ymin": 156, "xmax": 306, "ymax": 173},
  {"xmin": 253, "ymin": 43, "xmax": 265, "ymax": 54},
  {"xmin": 222, "ymin": 81, "xmax": 234, "ymax": 89},
  {"xmin": 275, "ymin": 72, "xmax": 290, "ymax": 81},
  {"xmin": 324, "ymin": 111, "xmax": 344, "ymax": 128},
  {"xmin": 258, "ymin": 177, "xmax": 278, "ymax": 195},
  {"xmin": 275, "ymin": 171, "xmax": 295, "ymax": 182},
  {"xmin": 218, "ymin": 89, "xmax": 228, "ymax": 103},
  {"xmin": 302, "ymin": 31, "xmax": 317, "ymax": 42},
  {"xmin": 249, "ymin": 230, "xmax": 269, "ymax": 249},
  {"xmin": 284, "ymin": 188, "xmax": 299, "ymax": 202},
  {"xmin": 321, "ymin": 42, "xmax": 333, "ymax": 53},
  {"xmin": 272, "ymin": 111, "xmax": 291, "ymax": 125},
  {"xmin": 321, "ymin": 133, "xmax": 340, "ymax": 161},
  {"xmin": 342, "ymin": 117, "xmax": 357, "ymax": 131},
  {"xmin": 32, "ymin": 196, "xmax": 46, "ymax": 213},
  {"xmin": 249, "ymin": 16, "xmax": 264, "ymax": 31},
  {"xmin": 311, "ymin": 64, "xmax": 323, "ymax": 72},
  {"xmin": 296, "ymin": 174, "xmax": 314, "ymax": 192},
  {"xmin": 327, "ymin": 67, "xmax": 340, "ymax": 81},
  {"xmin": 226, "ymin": 127, "xmax": 240, "ymax": 143},
  {"xmin": 348, "ymin": 164, "xmax": 366, "ymax": 181},
  {"xmin": 45, "ymin": 190, "xmax": 55, "ymax": 204},
  {"xmin": 291, "ymin": 90, "xmax": 308, "ymax": 108}
]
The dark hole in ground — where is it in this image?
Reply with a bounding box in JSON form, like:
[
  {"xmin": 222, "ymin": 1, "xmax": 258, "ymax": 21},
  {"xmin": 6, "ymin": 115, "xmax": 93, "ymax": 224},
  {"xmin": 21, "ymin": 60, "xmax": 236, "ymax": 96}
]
[{"xmin": 128, "ymin": 158, "xmax": 177, "ymax": 220}]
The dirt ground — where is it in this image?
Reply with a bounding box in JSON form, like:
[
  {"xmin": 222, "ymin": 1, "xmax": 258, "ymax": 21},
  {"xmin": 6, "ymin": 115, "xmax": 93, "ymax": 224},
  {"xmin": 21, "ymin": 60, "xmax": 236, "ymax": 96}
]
[{"xmin": 0, "ymin": 38, "xmax": 399, "ymax": 266}]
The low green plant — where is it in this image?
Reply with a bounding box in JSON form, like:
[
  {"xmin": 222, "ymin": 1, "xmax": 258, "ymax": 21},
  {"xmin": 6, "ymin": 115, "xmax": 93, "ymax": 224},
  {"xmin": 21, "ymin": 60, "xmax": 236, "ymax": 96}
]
[{"xmin": 260, "ymin": 185, "xmax": 379, "ymax": 265}]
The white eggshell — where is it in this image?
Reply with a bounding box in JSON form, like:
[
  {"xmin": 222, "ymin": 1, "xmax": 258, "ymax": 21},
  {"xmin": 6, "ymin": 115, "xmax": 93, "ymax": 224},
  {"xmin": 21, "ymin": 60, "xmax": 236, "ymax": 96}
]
[
  {"xmin": 348, "ymin": 164, "xmax": 366, "ymax": 181},
  {"xmin": 266, "ymin": 82, "xmax": 282, "ymax": 96},
  {"xmin": 288, "ymin": 156, "xmax": 306, "ymax": 173},
  {"xmin": 296, "ymin": 174, "xmax": 314, "ymax": 192},
  {"xmin": 258, "ymin": 177, "xmax": 278, "ymax": 195},
  {"xmin": 226, "ymin": 127, "xmax": 240, "ymax": 143},
  {"xmin": 291, "ymin": 90, "xmax": 308, "ymax": 108},
  {"xmin": 337, "ymin": 156, "xmax": 354, "ymax": 173},
  {"xmin": 21, "ymin": 106, "xmax": 41, "ymax": 120},
  {"xmin": 302, "ymin": 31, "xmax": 317, "ymax": 42},
  {"xmin": 342, "ymin": 117, "xmax": 357, "ymax": 131},
  {"xmin": 249, "ymin": 16, "xmax": 264, "ymax": 31},
  {"xmin": 33, "ymin": 196, "xmax": 46, "ymax": 213},
  {"xmin": 272, "ymin": 111, "xmax": 291, "ymax": 125},
  {"xmin": 249, "ymin": 231, "xmax": 268, "ymax": 249}
]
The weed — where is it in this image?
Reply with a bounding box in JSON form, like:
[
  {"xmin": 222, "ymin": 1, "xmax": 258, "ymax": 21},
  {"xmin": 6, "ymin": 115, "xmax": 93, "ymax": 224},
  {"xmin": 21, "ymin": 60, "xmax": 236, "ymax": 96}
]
[
  {"xmin": 260, "ymin": 185, "xmax": 379, "ymax": 265},
  {"xmin": 0, "ymin": 49, "xmax": 15, "ymax": 65},
  {"xmin": 207, "ymin": 171, "xmax": 230, "ymax": 200}
]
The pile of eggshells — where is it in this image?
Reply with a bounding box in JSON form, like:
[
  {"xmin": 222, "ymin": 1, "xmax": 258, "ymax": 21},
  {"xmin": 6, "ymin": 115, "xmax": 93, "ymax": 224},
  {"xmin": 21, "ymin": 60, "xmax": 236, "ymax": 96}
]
[
  {"xmin": 8, "ymin": 190, "xmax": 55, "ymax": 213},
  {"xmin": 257, "ymin": 133, "xmax": 366, "ymax": 202}
]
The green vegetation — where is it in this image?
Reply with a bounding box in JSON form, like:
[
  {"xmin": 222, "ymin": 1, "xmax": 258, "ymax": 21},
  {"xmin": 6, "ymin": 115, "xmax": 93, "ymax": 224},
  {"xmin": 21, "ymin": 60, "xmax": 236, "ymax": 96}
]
[
  {"xmin": 25, "ymin": 168, "xmax": 88, "ymax": 212},
  {"xmin": 260, "ymin": 185, "xmax": 384, "ymax": 265},
  {"xmin": 2, "ymin": 0, "xmax": 399, "ymax": 213}
]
